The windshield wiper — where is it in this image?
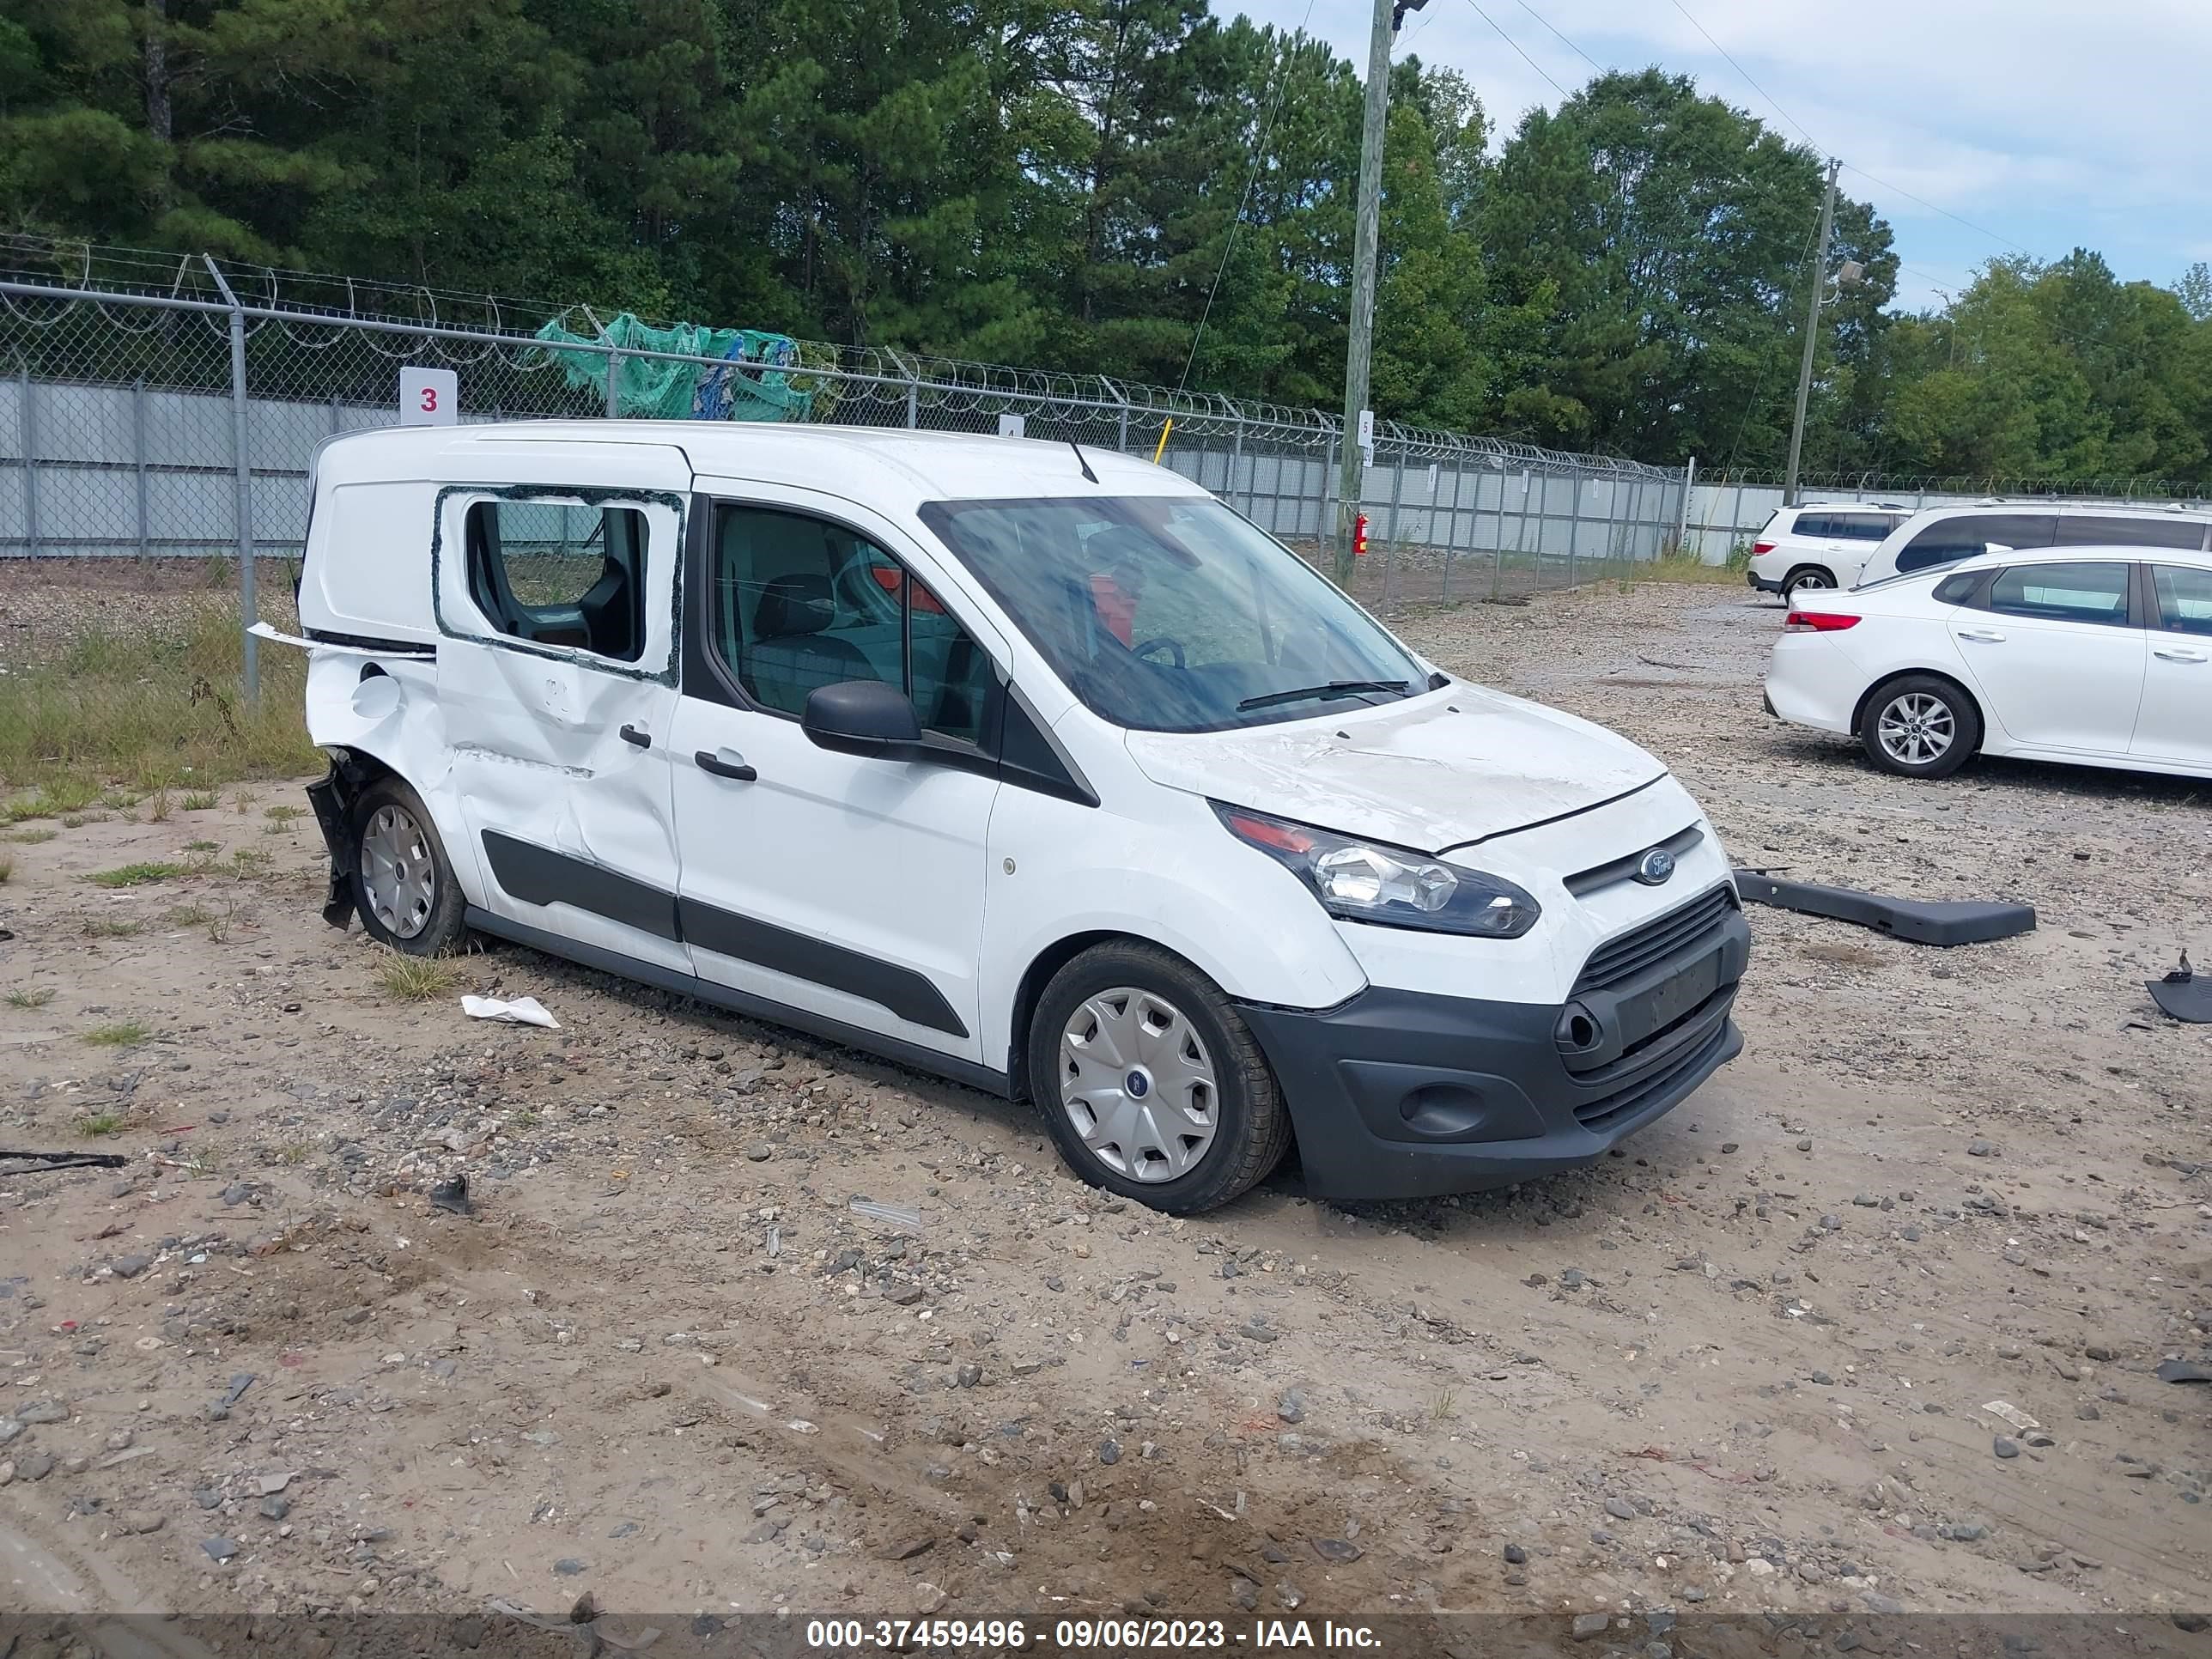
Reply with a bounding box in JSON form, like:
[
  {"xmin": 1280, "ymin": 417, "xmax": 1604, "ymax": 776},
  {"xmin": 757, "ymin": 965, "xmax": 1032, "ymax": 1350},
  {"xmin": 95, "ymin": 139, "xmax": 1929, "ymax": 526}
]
[{"xmin": 1237, "ymin": 679, "xmax": 1413, "ymax": 713}]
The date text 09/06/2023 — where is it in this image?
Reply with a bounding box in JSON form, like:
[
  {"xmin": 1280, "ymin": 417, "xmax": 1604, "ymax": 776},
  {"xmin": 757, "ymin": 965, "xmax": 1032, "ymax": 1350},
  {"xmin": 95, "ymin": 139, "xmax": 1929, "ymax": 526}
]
[{"xmin": 804, "ymin": 1618, "xmax": 1386, "ymax": 1650}]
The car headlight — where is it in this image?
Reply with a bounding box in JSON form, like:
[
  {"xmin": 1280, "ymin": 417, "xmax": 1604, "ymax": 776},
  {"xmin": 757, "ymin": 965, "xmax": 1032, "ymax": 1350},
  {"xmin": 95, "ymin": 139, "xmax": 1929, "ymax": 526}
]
[{"xmin": 1212, "ymin": 802, "xmax": 1540, "ymax": 939}]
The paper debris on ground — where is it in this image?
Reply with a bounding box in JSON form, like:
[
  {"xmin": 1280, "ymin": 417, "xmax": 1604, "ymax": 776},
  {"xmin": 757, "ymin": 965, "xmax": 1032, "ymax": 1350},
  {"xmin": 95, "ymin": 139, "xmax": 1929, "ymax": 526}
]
[
  {"xmin": 1982, "ymin": 1400, "xmax": 2040, "ymax": 1433},
  {"xmin": 461, "ymin": 995, "xmax": 560, "ymax": 1030}
]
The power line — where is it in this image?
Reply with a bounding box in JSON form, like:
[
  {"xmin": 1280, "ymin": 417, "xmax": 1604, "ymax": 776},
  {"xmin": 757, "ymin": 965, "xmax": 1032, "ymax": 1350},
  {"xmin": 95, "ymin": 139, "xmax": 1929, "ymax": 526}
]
[
  {"xmin": 1838, "ymin": 162, "xmax": 2034, "ymax": 258},
  {"xmin": 1512, "ymin": 0, "xmax": 1604, "ymax": 74},
  {"xmin": 1666, "ymin": 0, "xmax": 2039, "ymax": 262},
  {"xmin": 1461, "ymin": 0, "xmax": 1571, "ymax": 99},
  {"xmin": 1177, "ymin": 0, "xmax": 1322, "ymax": 391},
  {"xmin": 1665, "ymin": 0, "xmax": 1823, "ymax": 152},
  {"xmin": 1721, "ymin": 203, "xmax": 1825, "ymax": 477}
]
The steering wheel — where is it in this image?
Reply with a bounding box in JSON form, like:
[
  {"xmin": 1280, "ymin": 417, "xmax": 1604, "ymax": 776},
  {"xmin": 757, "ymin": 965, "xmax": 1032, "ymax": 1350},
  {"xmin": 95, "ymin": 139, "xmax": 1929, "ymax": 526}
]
[{"xmin": 1133, "ymin": 635, "xmax": 1187, "ymax": 669}]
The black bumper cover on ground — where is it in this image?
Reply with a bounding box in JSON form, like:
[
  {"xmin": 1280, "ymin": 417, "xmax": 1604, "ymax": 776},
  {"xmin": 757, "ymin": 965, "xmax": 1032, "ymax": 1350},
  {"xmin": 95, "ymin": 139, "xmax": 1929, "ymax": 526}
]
[{"xmin": 1240, "ymin": 906, "xmax": 1750, "ymax": 1201}]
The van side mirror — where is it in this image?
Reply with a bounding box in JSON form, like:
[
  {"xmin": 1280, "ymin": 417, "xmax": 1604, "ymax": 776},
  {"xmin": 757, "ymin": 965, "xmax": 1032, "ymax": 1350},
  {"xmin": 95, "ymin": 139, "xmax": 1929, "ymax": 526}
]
[{"xmin": 801, "ymin": 679, "xmax": 923, "ymax": 758}]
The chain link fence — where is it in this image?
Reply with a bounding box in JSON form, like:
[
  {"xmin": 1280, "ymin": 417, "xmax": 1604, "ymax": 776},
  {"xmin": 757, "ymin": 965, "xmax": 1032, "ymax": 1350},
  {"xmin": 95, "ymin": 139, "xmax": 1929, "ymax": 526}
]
[{"xmin": 2, "ymin": 241, "xmax": 1687, "ymax": 794}]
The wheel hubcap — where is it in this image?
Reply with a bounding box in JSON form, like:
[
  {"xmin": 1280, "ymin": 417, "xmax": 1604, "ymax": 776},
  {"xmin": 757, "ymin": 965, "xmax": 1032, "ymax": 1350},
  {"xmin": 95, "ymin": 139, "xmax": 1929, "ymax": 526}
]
[
  {"xmin": 361, "ymin": 804, "xmax": 437, "ymax": 939},
  {"xmin": 1794, "ymin": 574, "xmax": 1829, "ymax": 592},
  {"xmin": 1058, "ymin": 988, "xmax": 1218, "ymax": 1182},
  {"xmin": 1877, "ymin": 692, "xmax": 1955, "ymax": 766}
]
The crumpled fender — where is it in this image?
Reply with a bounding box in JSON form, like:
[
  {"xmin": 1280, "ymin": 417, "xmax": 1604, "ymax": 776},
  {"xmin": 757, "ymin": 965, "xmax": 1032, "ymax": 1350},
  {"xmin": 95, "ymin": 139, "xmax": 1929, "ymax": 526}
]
[{"xmin": 300, "ymin": 652, "xmax": 486, "ymax": 924}]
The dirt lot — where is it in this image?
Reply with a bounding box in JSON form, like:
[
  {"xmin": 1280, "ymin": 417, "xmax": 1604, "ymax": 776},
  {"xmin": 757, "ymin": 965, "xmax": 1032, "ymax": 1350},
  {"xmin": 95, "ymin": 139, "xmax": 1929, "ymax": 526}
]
[{"xmin": 1, "ymin": 582, "xmax": 2207, "ymax": 1635}]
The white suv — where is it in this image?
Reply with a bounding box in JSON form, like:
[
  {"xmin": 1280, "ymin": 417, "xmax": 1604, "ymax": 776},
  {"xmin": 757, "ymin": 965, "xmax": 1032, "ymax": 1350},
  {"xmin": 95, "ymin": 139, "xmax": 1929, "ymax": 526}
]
[
  {"xmin": 264, "ymin": 422, "xmax": 1749, "ymax": 1213},
  {"xmin": 1745, "ymin": 502, "xmax": 1912, "ymax": 600},
  {"xmin": 1850, "ymin": 502, "xmax": 2210, "ymax": 588}
]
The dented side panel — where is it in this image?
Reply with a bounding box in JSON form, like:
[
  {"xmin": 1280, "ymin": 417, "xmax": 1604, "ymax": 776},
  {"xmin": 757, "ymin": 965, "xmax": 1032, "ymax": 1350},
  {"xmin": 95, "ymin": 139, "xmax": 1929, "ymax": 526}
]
[
  {"xmin": 431, "ymin": 490, "xmax": 690, "ymax": 971},
  {"xmin": 301, "ymin": 651, "xmax": 488, "ymax": 923}
]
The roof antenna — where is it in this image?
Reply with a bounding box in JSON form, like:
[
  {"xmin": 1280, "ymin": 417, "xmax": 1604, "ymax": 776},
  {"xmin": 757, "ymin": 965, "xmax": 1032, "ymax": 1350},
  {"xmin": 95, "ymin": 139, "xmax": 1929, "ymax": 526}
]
[{"xmin": 1069, "ymin": 441, "xmax": 1099, "ymax": 484}]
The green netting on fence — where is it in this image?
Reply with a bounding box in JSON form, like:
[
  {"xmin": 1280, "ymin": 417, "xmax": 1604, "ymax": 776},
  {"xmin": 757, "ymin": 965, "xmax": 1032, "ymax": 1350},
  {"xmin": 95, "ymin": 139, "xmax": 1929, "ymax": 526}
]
[{"xmin": 532, "ymin": 313, "xmax": 812, "ymax": 421}]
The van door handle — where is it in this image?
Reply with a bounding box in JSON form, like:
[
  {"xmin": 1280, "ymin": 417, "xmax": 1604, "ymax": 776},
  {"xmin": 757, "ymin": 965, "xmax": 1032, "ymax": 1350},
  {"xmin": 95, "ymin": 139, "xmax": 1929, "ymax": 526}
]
[
  {"xmin": 695, "ymin": 749, "xmax": 757, "ymax": 782},
  {"xmin": 1954, "ymin": 628, "xmax": 2006, "ymax": 643},
  {"xmin": 2154, "ymin": 646, "xmax": 2208, "ymax": 663},
  {"xmin": 618, "ymin": 724, "xmax": 652, "ymax": 749}
]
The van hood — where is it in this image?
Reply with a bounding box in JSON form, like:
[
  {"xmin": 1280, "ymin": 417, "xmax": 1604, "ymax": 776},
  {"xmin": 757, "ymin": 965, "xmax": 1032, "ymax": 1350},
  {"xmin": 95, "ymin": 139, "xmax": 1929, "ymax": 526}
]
[{"xmin": 1122, "ymin": 684, "xmax": 1667, "ymax": 854}]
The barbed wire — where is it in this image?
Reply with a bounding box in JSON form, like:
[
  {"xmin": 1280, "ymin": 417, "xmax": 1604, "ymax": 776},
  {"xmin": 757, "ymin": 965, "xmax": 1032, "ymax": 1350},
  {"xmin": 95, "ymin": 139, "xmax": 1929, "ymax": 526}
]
[{"xmin": 0, "ymin": 233, "xmax": 1671, "ymax": 478}]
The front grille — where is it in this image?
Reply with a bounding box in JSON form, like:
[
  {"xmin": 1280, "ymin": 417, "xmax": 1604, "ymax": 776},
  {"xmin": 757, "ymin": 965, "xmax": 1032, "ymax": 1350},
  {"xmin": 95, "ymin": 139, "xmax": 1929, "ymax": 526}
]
[
  {"xmin": 1572, "ymin": 884, "xmax": 1736, "ymax": 996},
  {"xmin": 1573, "ymin": 1013, "xmax": 1734, "ymax": 1133}
]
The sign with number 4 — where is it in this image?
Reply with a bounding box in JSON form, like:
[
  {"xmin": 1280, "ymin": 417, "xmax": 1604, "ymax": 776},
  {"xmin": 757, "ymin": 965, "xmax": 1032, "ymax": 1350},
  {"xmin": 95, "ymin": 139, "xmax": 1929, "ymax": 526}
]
[{"xmin": 400, "ymin": 367, "xmax": 458, "ymax": 426}]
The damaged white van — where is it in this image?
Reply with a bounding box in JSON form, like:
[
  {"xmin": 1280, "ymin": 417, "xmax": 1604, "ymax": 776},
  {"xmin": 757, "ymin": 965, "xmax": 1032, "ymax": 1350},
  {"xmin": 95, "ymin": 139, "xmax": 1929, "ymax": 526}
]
[{"xmin": 273, "ymin": 422, "xmax": 1747, "ymax": 1212}]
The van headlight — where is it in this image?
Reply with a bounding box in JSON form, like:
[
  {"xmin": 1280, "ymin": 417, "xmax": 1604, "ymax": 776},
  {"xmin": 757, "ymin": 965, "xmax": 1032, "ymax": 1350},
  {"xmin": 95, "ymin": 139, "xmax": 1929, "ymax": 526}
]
[{"xmin": 1212, "ymin": 802, "xmax": 1540, "ymax": 939}]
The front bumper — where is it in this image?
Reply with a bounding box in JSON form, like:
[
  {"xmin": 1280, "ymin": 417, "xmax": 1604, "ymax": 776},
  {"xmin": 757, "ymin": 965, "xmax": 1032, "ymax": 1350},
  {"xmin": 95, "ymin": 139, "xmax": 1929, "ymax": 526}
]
[{"xmin": 1239, "ymin": 898, "xmax": 1749, "ymax": 1200}]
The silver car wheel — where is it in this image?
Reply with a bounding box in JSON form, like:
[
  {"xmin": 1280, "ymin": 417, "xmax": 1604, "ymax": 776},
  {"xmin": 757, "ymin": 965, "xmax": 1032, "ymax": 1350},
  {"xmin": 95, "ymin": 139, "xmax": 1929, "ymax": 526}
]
[
  {"xmin": 1876, "ymin": 691, "xmax": 1955, "ymax": 767},
  {"xmin": 1058, "ymin": 987, "xmax": 1218, "ymax": 1182},
  {"xmin": 1790, "ymin": 572, "xmax": 1831, "ymax": 593},
  {"xmin": 361, "ymin": 803, "xmax": 438, "ymax": 939}
]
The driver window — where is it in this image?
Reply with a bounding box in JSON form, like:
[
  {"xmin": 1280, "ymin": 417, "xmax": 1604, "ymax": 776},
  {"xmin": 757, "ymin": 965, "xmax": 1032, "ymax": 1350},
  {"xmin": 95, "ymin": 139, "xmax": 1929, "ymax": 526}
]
[
  {"xmin": 712, "ymin": 504, "xmax": 996, "ymax": 741},
  {"xmin": 1079, "ymin": 516, "xmax": 1291, "ymax": 672}
]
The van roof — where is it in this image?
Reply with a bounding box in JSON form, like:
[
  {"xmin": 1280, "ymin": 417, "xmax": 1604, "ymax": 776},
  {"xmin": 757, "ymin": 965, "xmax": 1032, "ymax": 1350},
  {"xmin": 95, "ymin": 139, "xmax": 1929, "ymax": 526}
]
[{"xmin": 313, "ymin": 420, "xmax": 1206, "ymax": 507}]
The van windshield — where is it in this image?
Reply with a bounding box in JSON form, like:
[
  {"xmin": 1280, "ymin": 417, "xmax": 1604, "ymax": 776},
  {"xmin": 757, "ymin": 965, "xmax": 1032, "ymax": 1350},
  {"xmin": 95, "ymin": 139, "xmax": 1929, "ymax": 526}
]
[{"xmin": 919, "ymin": 495, "xmax": 1428, "ymax": 732}]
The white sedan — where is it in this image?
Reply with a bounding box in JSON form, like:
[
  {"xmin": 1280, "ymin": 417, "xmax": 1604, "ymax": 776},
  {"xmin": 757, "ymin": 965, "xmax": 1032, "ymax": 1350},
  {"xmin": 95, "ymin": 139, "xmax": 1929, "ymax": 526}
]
[{"xmin": 1764, "ymin": 544, "xmax": 2212, "ymax": 780}]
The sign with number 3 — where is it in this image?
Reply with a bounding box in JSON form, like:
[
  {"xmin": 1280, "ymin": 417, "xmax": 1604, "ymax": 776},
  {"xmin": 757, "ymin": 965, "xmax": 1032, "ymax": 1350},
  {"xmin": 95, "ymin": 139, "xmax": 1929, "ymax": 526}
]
[{"xmin": 399, "ymin": 366, "xmax": 459, "ymax": 427}]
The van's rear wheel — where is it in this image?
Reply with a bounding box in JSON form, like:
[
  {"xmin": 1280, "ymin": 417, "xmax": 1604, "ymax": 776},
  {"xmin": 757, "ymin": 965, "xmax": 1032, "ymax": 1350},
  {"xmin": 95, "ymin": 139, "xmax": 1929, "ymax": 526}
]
[
  {"xmin": 1028, "ymin": 941, "xmax": 1290, "ymax": 1214},
  {"xmin": 351, "ymin": 778, "xmax": 465, "ymax": 955}
]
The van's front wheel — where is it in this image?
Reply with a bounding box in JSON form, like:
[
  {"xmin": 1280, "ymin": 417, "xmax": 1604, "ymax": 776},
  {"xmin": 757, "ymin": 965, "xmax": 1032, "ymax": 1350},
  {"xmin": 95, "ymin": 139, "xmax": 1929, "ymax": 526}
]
[
  {"xmin": 1028, "ymin": 941, "xmax": 1291, "ymax": 1214},
  {"xmin": 350, "ymin": 778, "xmax": 466, "ymax": 955}
]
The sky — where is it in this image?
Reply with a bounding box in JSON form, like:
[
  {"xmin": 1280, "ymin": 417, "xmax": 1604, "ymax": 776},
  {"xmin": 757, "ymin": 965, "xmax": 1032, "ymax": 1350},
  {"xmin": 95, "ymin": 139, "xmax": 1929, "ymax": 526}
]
[{"xmin": 1225, "ymin": 0, "xmax": 2212, "ymax": 313}]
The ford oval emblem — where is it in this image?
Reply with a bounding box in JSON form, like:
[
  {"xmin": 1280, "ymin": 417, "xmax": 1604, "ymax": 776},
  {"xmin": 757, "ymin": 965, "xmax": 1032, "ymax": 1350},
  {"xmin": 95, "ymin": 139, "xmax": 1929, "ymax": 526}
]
[{"xmin": 1633, "ymin": 847, "xmax": 1676, "ymax": 886}]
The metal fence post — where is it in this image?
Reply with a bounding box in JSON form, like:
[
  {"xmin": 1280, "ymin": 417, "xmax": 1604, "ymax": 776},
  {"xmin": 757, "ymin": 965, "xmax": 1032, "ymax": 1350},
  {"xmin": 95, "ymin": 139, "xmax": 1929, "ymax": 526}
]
[
  {"xmin": 906, "ymin": 377, "xmax": 919, "ymax": 428},
  {"xmin": 1117, "ymin": 401, "xmax": 1131, "ymax": 456},
  {"xmin": 1229, "ymin": 417, "xmax": 1245, "ymax": 515},
  {"xmin": 1440, "ymin": 458, "xmax": 1466, "ymax": 604},
  {"xmin": 1565, "ymin": 464, "xmax": 1583, "ymax": 588},
  {"xmin": 604, "ymin": 348, "xmax": 622, "ymax": 418},
  {"xmin": 203, "ymin": 258, "xmax": 258, "ymax": 702},
  {"xmin": 20, "ymin": 365, "xmax": 40, "ymax": 560},
  {"xmin": 1382, "ymin": 452, "xmax": 1405, "ymax": 617},
  {"xmin": 134, "ymin": 378, "xmax": 151, "ymax": 562},
  {"xmin": 1318, "ymin": 432, "xmax": 1337, "ymax": 562}
]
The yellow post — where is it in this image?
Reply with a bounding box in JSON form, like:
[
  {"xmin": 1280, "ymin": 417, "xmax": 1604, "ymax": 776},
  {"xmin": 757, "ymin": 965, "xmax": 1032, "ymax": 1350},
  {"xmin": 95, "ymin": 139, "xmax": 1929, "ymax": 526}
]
[{"xmin": 1152, "ymin": 418, "xmax": 1174, "ymax": 465}]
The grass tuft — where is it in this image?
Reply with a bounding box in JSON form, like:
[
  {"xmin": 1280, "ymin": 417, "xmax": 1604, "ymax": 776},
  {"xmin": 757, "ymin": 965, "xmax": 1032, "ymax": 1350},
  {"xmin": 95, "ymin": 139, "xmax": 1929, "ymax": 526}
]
[
  {"xmin": 5, "ymin": 986, "xmax": 56, "ymax": 1009},
  {"xmin": 5, "ymin": 826, "xmax": 58, "ymax": 844},
  {"xmin": 82, "ymin": 916, "xmax": 144, "ymax": 939},
  {"xmin": 82, "ymin": 1019, "xmax": 150, "ymax": 1047},
  {"xmin": 373, "ymin": 951, "xmax": 459, "ymax": 1002},
  {"xmin": 76, "ymin": 1111, "xmax": 128, "ymax": 1138},
  {"xmin": 0, "ymin": 854, "xmax": 12, "ymax": 884},
  {"xmin": 88, "ymin": 861, "xmax": 185, "ymax": 888},
  {"xmin": 0, "ymin": 599, "xmax": 318, "ymax": 799},
  {"xmin": 182, "ymin": 791, "xmax": 219, "ymax": 811}
]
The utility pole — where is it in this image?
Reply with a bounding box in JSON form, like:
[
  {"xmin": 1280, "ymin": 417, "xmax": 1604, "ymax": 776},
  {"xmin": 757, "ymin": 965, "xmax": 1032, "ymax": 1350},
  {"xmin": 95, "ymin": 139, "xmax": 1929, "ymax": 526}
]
[
  {"xmin": 1784, "ymin": 156, "xmax": 1839, "ymax": 508},
  {"xmin": 1334, "ymin": 0, "xmax": 1425, "ymax": 586}
]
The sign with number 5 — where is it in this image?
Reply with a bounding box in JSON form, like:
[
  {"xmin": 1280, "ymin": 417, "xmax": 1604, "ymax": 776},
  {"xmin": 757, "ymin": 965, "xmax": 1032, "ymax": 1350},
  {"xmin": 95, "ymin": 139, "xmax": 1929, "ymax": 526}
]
[{"xmin": 399, "ymin": 367, "xmax": 459, "ymax": 426}]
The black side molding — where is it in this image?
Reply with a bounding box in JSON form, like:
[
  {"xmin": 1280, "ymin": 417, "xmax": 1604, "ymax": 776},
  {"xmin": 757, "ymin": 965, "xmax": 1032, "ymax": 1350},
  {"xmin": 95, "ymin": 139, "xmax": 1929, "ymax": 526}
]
[
  {"xmin": 482, "ymin": 830, "xmax": 681, "ymax": 942},
  {"xmin": 1734, "ymin": 870, "xmax": 2035, "ymax": 946},
  {"xmin": 478, "ymin": 830, "xmax": 967, "ymax": 1036},
  {"xmin": 464, "ymin": 907, "xmax": 1006, "ymax": 1096},
  {"xmin": 678, "ymin": 897, "xmax": 967, "ymax": 1037}
]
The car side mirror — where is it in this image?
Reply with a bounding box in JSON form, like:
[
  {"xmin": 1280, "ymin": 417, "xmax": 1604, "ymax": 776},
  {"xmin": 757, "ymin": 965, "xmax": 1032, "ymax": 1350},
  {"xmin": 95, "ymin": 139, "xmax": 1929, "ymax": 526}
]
[{"xmin": 801, "ymin": 678, "xmax": 923, "ymax": 758}]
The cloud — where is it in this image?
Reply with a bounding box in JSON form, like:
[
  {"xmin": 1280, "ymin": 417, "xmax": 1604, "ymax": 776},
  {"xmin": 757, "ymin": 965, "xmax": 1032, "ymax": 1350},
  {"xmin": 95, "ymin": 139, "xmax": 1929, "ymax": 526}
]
[{"xmin": 1240, "ymin": 0, "xmax": 2206, "ymax": 302}]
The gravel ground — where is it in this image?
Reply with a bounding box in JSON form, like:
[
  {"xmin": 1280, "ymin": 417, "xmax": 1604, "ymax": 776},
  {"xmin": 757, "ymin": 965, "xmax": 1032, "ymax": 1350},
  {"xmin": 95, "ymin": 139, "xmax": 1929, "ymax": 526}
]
[{"xmin": 0, "ymin": 580, "xmax": 2207, "ymax": 1637}]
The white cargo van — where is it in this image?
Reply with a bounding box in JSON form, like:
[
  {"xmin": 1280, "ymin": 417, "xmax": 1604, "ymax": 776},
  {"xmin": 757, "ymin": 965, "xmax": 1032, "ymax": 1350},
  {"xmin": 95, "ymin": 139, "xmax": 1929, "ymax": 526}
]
[{"xmin": 269, "ymin": 422, "xmax": 1747, "ymax": 1212}]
